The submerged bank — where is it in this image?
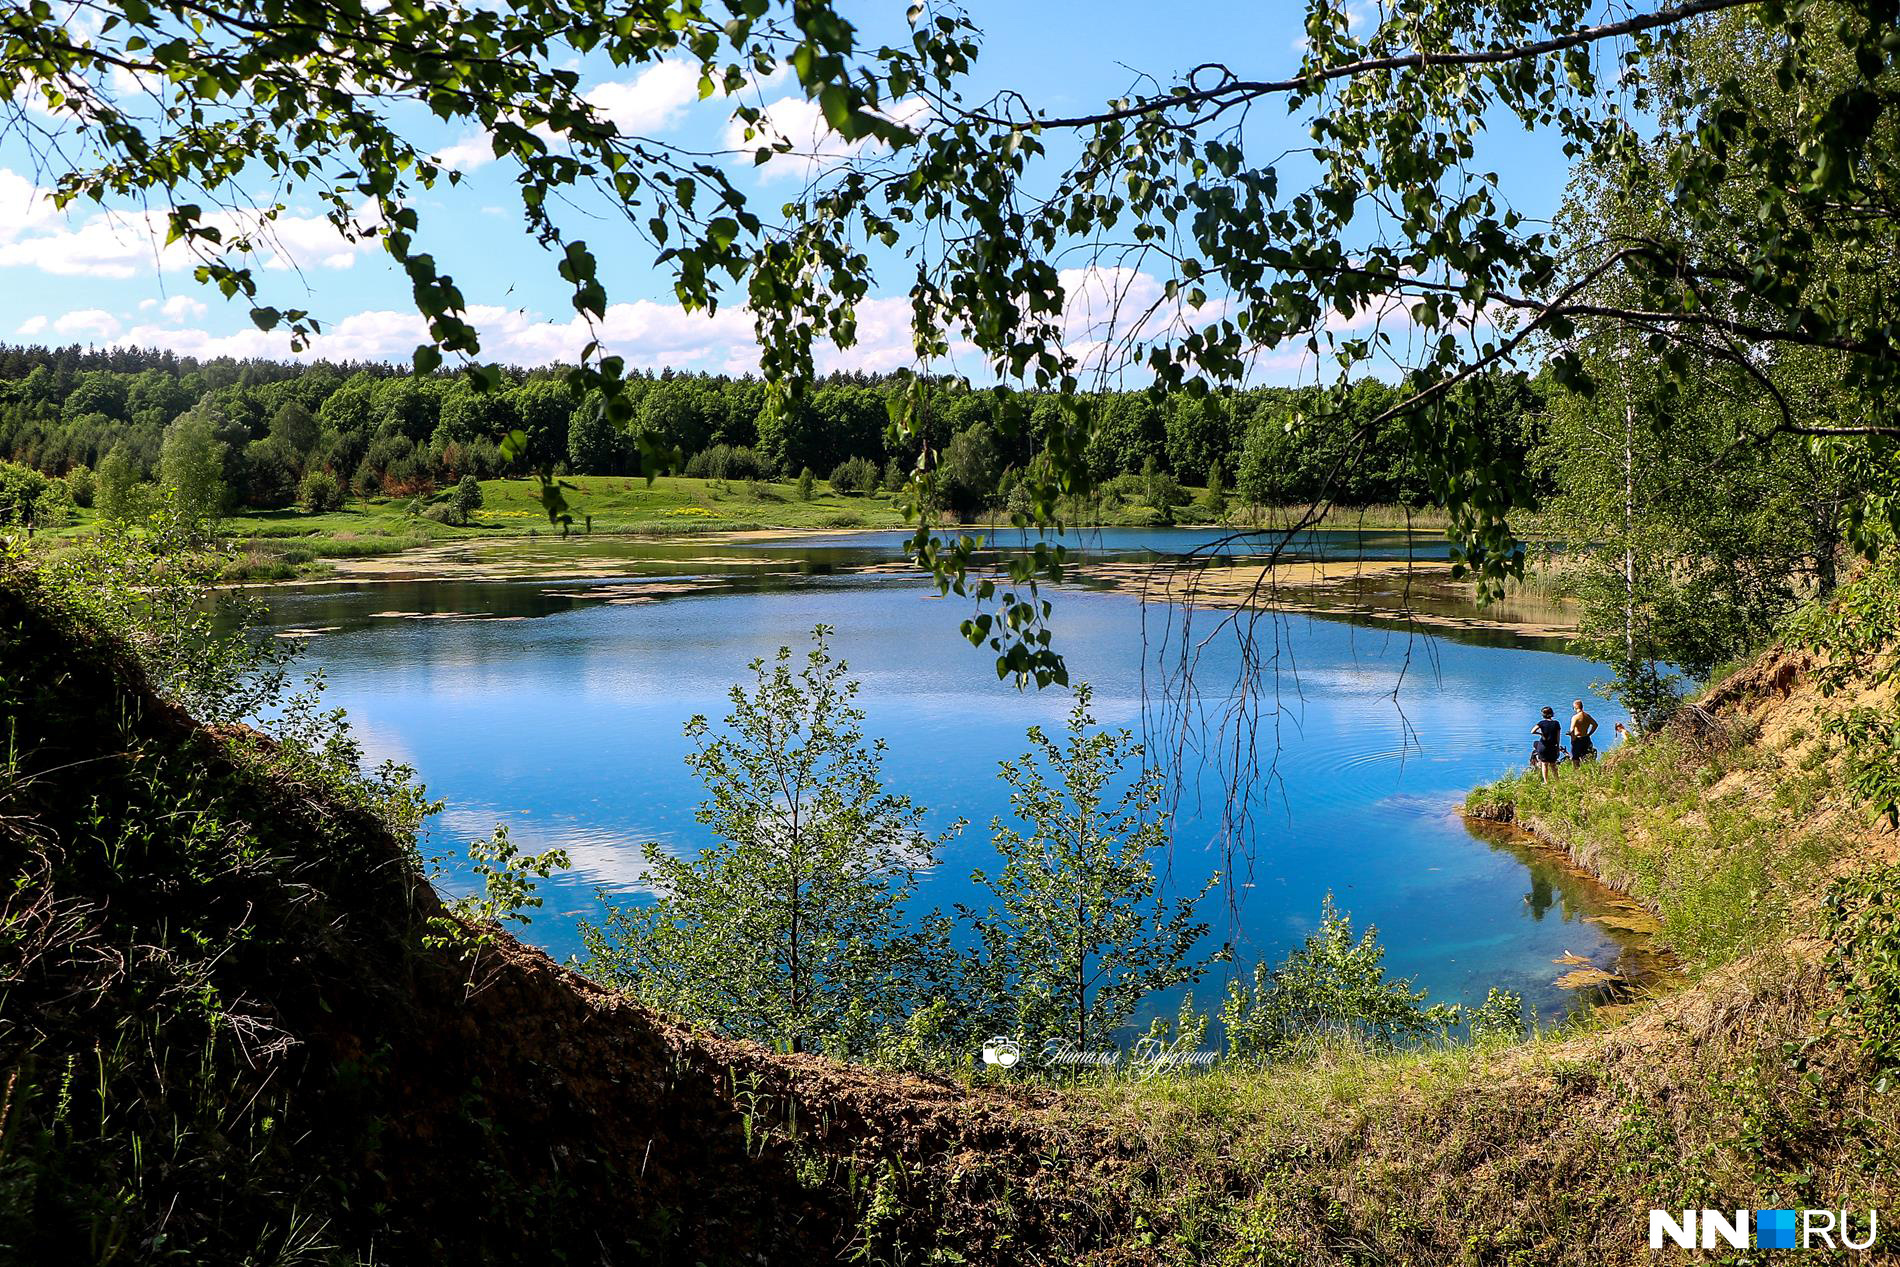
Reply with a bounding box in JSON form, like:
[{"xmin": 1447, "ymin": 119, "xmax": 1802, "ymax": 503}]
[{"xmin": 256, "ymin": 526, "xmax": 1580, "ymax": 646}]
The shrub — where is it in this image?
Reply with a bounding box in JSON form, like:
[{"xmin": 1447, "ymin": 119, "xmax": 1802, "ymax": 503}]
[
  {"xmin": 450, "ymin": 474, "xmax": 484, "ymax": 525},
  {"xmin": 1120, "ymin": 505, "xmax": 1168, "ymax": 527},
  {"xmin": 828, "ymin": 456, "xmax": 880, "ymax": 496},
  {"xmin": 64, "ymin": 463, "xmax": 95, "ymax": 508},
  {"xmin": 685, "ymin": 443, "xmax": 771, "ymax": 481},
  {"xmin": 1825, "ymin": 864, "xmax": 1900, "ymax": 1092},
  {"xmin": 797, "ymin": 467, "xmax": 815, "ymax": 501},
  {"xmin": 299, "ymin": 469, "xmax": 344, "ymax": 513},
  {"xmin": 0, "ymin": 462, "xmax": 74, "ymax": 531},
  {"xmin": 1220, "ymin": 895, "xmax": 1459, "ymax": 1060}
]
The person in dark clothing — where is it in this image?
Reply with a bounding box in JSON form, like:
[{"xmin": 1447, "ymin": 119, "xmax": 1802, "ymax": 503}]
[
  {"xmin": 1531, "ymin": 706, "xmax": 1563, "ymax": 782},
  {"xmin": 1568, "ymin": 698, "xmax": 1599, "ymax": 765}
]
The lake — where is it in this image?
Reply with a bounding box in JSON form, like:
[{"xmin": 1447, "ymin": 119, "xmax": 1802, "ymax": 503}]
[{"xmin": 254, "ymin": 526, "xmax": 1637, "ymax": 1032}]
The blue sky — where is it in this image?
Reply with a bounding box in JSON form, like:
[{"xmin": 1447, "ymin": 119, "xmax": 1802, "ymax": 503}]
[{"xmin": 0, "ymin": 2, "xmax": 1576, "ymax": 378}]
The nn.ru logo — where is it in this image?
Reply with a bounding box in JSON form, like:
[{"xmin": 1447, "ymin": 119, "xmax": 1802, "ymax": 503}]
[{"xmin": 1649, "ymin": 1208, "xmax": 1878, "ymax": 1250}]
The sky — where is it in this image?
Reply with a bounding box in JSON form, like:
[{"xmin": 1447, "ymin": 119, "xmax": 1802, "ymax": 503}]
[{"xmin": 0, "ymin": 2, "xmax": 1578, "ymax": 380}]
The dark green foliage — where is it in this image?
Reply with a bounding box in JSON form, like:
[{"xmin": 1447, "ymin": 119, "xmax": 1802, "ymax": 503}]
[
  {"xmin": 0, "ymin": 461, "xmax": 66, "ymax": 530},
  {"xmin": 938, "ymin": 422, "xmax": 999, "ymax": 520},
  {"xmin": 1824, "ymin": 865, "xmax": 1900, "ymax": 1094},
  {"xmin": 298, "ymin": 468, "xmax": 343, "ymax": 513},
  {"xmin": 683, "ymin": 442, "xmax": 770, "ymax": 481},
  {"xmin": 241, "ymin": 436, "xmax": 301, "ymax": 509},
  {"xmin": 828, "ymin": 455, "xmax": 880, "ymax": 496}
]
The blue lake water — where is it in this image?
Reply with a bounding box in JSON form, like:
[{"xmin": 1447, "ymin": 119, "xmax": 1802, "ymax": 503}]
[{"xmin": 255, "ymin": 527, "xmax": 1634, "ymax": 1030}]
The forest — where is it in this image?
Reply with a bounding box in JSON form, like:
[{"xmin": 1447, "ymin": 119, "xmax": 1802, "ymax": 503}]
[{"xmin": 0, "ymin": 343, "xmax": 1543, "ymax": 521}]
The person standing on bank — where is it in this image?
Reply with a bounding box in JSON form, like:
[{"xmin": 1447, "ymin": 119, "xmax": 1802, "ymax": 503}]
[
  {"xmin": 1568, "ymin": 699, "xmax": 1600, "ymax": 765},
  {"xmin": 1531, "ymin": 706, "xmax": 1563, "ymax": 782}
]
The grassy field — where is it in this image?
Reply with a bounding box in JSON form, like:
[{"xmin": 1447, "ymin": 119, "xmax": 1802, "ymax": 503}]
[
  {"xmin": 49, "ymin": 475, "xmax": 1525, "ymax": 582},
  {"xmin": 207, "ymin": 474, "xmax": 915, "ymax": 577}
]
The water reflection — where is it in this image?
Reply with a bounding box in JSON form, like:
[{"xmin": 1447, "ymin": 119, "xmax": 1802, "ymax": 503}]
[{"xmin": 250, "ymin": 528, "xmax": 1634, "ymax": 1028}]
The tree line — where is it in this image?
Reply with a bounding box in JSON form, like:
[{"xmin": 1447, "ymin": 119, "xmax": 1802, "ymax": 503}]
[{"xmin": 0, "ymin": 343, "xmax": 1548, "ymax": 520}]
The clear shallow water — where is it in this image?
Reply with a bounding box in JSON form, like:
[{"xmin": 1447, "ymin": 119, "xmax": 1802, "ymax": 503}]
[{"xmin": 257, "ymin": 528, "xmax": 1632, "ymax": 1030}]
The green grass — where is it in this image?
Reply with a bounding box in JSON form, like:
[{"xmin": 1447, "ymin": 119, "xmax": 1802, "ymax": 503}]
[
  {"xmin": 207, "ymin": 475, "xmax": 915, "ymax": 577},
  {"xmin": 1467, "ymin": 714, "xmax": 1856, "ymax": 973}
]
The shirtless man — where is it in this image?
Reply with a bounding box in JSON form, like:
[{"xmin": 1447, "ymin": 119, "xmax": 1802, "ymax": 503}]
[{"xmin": 1568, "ymin": 699, "xmax": 1599, "ymax": 765}]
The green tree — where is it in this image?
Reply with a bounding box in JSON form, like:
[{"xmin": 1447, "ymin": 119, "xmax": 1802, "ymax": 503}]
[
  {"xmin": 506, "ymin": 377, "xmax": 575, "ymax": 472},
  {"xmin": 298, "ymin": 468, "xmax": 344, "ymax": 513},
  {"xmin": 1220, "ymin": 896, "xmax": 1460, "ymax": 1060},
  {"xmin": 937, "ymin": 423, "xmax": 998, "ymax": 521},
  {"xmin": 565, "ymin": 394, "xmax": 623, "ymax": 474},
  {"xmin": 579, "ymin": 628, "xmax": 961, "ymax": 1053},
  {"xmin": 159, "ymin": 408, "xmax": 228, "ymax": 531},
  {"xmin": 242, "ymin": 437, "xmax": 301, "ymax": 509},
  {"xmin": 95, "ymin": 444, "xmax": 142, "ymax": 523},
  {"xmin": 1203, "ymin": 464, "xmax": 1228, "ymax": 522},
  {"xmin": 796, "ymin": 466, "xmax": 815, "ymax": 502},
  {"xmin": 963, "ymin": 685, "xmax": 1223, "ymax": 1053},
  {"xmin": 268, "ymin": 401, "xmax": 320, "ymax": 457},
  {"xmin": 450, "ymin": 474, "xmax": 485, "ymax": 524}
]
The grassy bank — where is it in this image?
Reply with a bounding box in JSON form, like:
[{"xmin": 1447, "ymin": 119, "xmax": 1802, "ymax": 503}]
[{"xmin": 1464, "ymin": 669, "xmax": 1862, "ymax": 973}]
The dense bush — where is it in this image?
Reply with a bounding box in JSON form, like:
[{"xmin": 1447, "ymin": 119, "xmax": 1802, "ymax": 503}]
[
  {"xmin": 828, "ymin": 455, "xmax": 880, "ymax": 496},
  {"xmin": 0, "ymin": 460, "xmax": 70, "ymax": 530},
  {"xmin": 684, "ymin": 443, "xmax": 771, "ymax": 481},
  {"xmin": 63, "ymin": 462, "xmax": 94, "ymax": 507},
  {"xmin": 299, "ymin": 468, "xmax": 344, "ymax": 513}
]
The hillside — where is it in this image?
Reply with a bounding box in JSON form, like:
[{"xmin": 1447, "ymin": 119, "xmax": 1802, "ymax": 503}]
[{"xmin": 3, "ymin": 567, "xmax": 1898, "ymax": 1264}]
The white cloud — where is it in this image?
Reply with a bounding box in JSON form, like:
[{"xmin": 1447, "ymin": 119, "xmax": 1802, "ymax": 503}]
[
  {"xmin": 0, "ymin": 169, "xmax": 60, "ymax": 244},
  {"xmin": 0, "ymin": 171, "xmax": 378, "ymax": 279},
  {"xmin": 52, "ymin": 308, "xmax": 121, "ymax": 339},
  {"xmin": 159, "ymin": 294, "xmax": 207, "ymax": 322},
  {"xmin": 15, "ymin": 315, "xmax": 46, "ymax": 336},
  {"xmin": 586, "ymin": 60, "xmax": 703, "ymax": 135},
  {"xmin": 724, "ymin": 95, "xmax": 930, "ymax": 184},
  {"xmin": 434, "ymin": 132, "xmax": 502, "ymax": 173},
  {"xmin": 68, "ymin": 290, "xmax": 916, "ymax": 375},
  {"xmin": 433, "ymin": 61, "xmax": 707, "ymax": 173}
]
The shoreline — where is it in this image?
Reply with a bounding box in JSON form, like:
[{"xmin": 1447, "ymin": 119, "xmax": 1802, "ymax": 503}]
[
  {"xmin": 246, "ymin": 532, "xmax": 1580, "ymax": 642},
  {"xmin": 1460, "ymin": 798, "xmax": 1684, "ymax": 1005}
]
